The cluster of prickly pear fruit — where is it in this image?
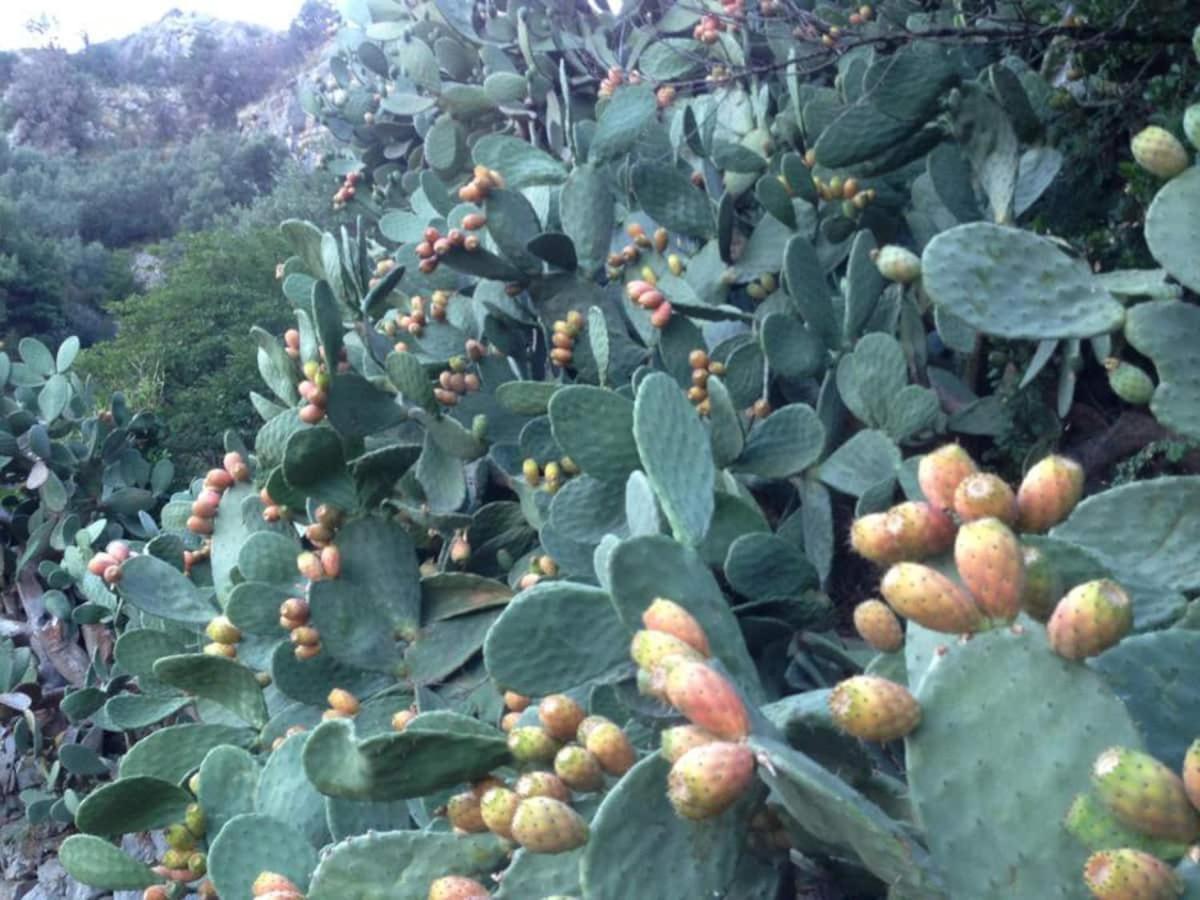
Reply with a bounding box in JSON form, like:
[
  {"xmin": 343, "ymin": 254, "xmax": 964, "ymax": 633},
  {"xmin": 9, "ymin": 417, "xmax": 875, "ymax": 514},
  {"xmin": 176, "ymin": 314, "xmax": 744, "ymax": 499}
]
[
  {"xmin": 142, "ymin": 802, "xmax": 212, "ymax": 897},
  {"xmin": 684, "ymin": 348, "xmax": 726, "ymax": 416},
  {"xmin": 187, "ymin": 452, "xmax": 248, "ymax": 535},
  {"xmin": 86, "ymin": 539, "xmax": 133, "ymax": 587},
  {"xmin": 1068, "ymin": 744, "xmax": 1200, "ymax": 898}
]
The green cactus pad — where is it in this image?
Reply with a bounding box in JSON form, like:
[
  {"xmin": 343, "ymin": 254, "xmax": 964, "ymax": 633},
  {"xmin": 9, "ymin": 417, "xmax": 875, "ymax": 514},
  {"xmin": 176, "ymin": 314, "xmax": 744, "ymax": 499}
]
[
  {"xmin": 484, "ymin": 189, "xmax": 543, "ymax": 273},
  {"xmin": 1091, "ymin": 630, "xmax": 1200, "ymax": 770},
  {"xmin": 632, "ymin": 162, "xmax": 715, "ymax": 238},
  {"xmin": 906, "ymin": 623, "xmax": 1141, "ymax": 898},
  {"xmin": 759, "ymin": 691, "xmax": 872, "ymax": 785},
  {"xmin": 494, "ymin": 847, "xmax": 583, "ymax": 898},
  {"xmin": 119, "ymin": 724, "xmax": 256, "ymax": 783},
  {"xmin": 117, "ymin": 553, "xmax": 216, "ymax": 625},
  {"xmin": 548, "ymin": 386, "xmax": 641, "ymax": 483},
  {"xmin": 405, "ymin": 608, "xmax": 501, "ymax": 683},
  {"xmin": 58, "ymin": 834, "xmax": 159, "ymax": 890},
  {"xmin": 308, "ymin": 830, "xmax": 508, "ymax": 899},
  {"xmin": 308, "ymin": 517, "xmax": 420, "ymax": 672},
  {"xmin": 730, "ymin": 404, "xmax": 825, "ymax": 478},
  {"xmin": 153, "ymin": 654, "xmax": 268, "ymax": 728},
  {"xmin": 484, "ymin": 581, "xmax": 627, "ymax": 694},
  {"xmin": 634, "ymin": 372, "xmax": 714, "ymax": 545},
  {"xmin": 783, "ymin": 236, "xmax": 838, "ymax": 349},
  {"xmin": 270, "ymin": 641, "xmax": 388, "ymax": 707},
  {"xmin": 1051, "ymin": 477, "xmax": 1200, "ymax": 592},
  {"xmin": 283, "ymin": 427, "xmax": 357, "ymax": 511},
  {"xmin": 75, "ymin": 776, "xmax": 193, "ymax": 835},
  {"xmin": 817, "ymin": 430, "xmax": 901, "ymax": 498},
  {"xmin": 257, "ymin": 732, "xmax": 331, "ymax": 848},
  {"xmin": 1145, "ymin": 166, "xmax": 1200, "ymax": 292},
  {"xmin": 724, "ymin": 533, "xmax": 819, "ymax": 600},
  {"xmin": 1125, "ymin": 301, "xmax": 1200, "ymax": 440},
  {"xmin": 301, "ymin": 716, "xmax": 510, "ymax": 801},
  {"xmin": 750, "ymin": 735, "xmax": 946, "ymax": 897},
  {"xmin": 113, "ymin": 628, "xmax": 188, "ymax": 681},
  {"xmin": 922, "ymin": 223, "xmax": 1125, "ymax": 339},
  {"xmin": 326, "ymin": 374, "xmax": 406, "ymax": 437},
  {"xmin": 815, "ymin": 104, "xmax": 922, "ymax": 169},
  {"xmin": 607, "ymin": 534, "xmax": 763, "ymax": 700},
  {"xmin": 473, "ymin": 134, "xmax": 568, "ymax": 187},
  {"xmin": 197, "ymin": 745, "xmax": 260, "ymax": 837},
  {"xmin": 104, "ymin": 694, "xmax": 190, "ymax": 730},
  {"xmin": 760, "ymin": 313, "xmax": 826, "ymax": 380},
  {"xmin": 591, "ymin": 84, "xmax": 656, "ymax": 163},
  {"xmin": 422, "ymin": 573, "xmax": 513, "ymax": 621},
  {"xmin": 325, "ymin": 795, "xmax": 411, "ymax": 840},
  {"xmin": 208, "ymin": 813, "xmax": 318, "ymax": 899},
  {"xmin": 581, "ymin": 754, "xmax": 754, "ymax": 900}
]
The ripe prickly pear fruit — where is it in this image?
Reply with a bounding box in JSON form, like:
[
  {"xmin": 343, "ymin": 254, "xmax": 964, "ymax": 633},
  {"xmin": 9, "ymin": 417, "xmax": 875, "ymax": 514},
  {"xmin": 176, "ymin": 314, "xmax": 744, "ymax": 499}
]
[
  {"xmin": 1065, "ymin": 793, "xmax": 1190, "ymax": 859},
  {"xmin": 554, "ymin": 744, "xmax": 605, "ymax": 792},
  {"xmin": 446, "ymin": 791, "xmax": 487, "ymax": 833},
  {"xmin": 480, "ymin": 786, "xmax": 521, "ymax": 840},
  {"xmin": 953, "ymin": 473, "xmax": 1019, "ymax": 525},
  {"xmin": 642, "ymin": 597, "xmax": 710, "ymax": 655},
  {"xmin": 874, "ymin": 245, "xmax": 921, "ymax": 284},
  {"xmin": 1093, "ymin": 747, "xmax": 1200, "ymax": 842},
  {"xmin": 1183, "ymin": 740, "xmax": 1200, "ymax": 813},
  {"xmin": 1083, "ymin": 848, "xmax": 1184, "ymax": 900},
  {"xmin": 1047, "ymin": 579, "xmax": 1132, "ymax": 660},
  {"xmin": 1020, "ymin": 545, "xmax": 1061, "ymax": 622},
  {"xmin": 514, "ymin": 771, "xmax": 571, "ymax": 802},
  {"xmin": 1017, "ymin": 455, "xmax": 1085, "ymax": 533},
  {"xmin": 510, "ymin": 796, "xmax": 589, "ymax": 853},
  {"xmin": 667, "ymin": 741, "xmax": 756, "ymax": 820},
  {"xmin": 1105, "ymin": 358, "xmax": 1155, "ymax": 406},
  {"xmin": 852, "ymin": 599, "xmax": 904, "ymax": 652},
  {"xmin": 1131, "ymin": 126, "xmax": 1191, "ymax": 179},
  {"xmin": 585, "ymin": 722, "xmax": 635, "ymax": 775},
  {"xmin": 885, "ymin": 501, "xmax": 956, "ymax": 560},
  {"xmin": 506, "ymin": 726, "xmax": 561, "ymax": 763},
  {"xmin": 575, "ymin": 714, "xmax": 612, "ymax": 744},
  {"xmin": 664, "ymin": 661, "xmax": 750, "ymax": 741},
  {"xmin": 879, "ymin": 562, "xmax": 983, "ymax": 634},
  {"xmin": 954, "ymin": 517, "xmax": 1024, "ymax": 620},
  {"xmin": 849, "ymin": 512, "xmax": 902, "ymax": 565},
  {"xmin": 918, "ymin": 444, "xmax": 978, "ymax": 510},
  {"xmin": 630, "ymin": 629, "xmax": 705, "ymax": 672},
  {"xmin": 537, "ymin": 694, "xmax": 586, "ymax": 742},
  {"xmin": 661, "ymin": 724, "xmax": 719, "ymax": 764},
  {"xmin": 503, "ymin": 691, "xmax": 530, "ymax": 712},
  {"xmin": 251, "ymin": 872, "xmax": 302, "ymax": 897},
  {"xmin": 428, "ymin": 875, "xmax": 491, "ymax": 900},
  {"xmin": 1185, "ymin": 104, "xmax": 1200, "ymax": 151},
  {"xmin": 327, "ymin": 688, "xmax": 359, "ymax": 716},
  {"xmin": 828, "ymin": 675, "xmax": 921, "ymax": 742}
]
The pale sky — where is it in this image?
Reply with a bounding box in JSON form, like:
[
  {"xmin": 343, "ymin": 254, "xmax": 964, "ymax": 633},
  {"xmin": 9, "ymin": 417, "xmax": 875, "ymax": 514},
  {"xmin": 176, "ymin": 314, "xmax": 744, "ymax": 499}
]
[{"xmin": 0, "ymin": 0, "xmax": 308, "ymax": 51}]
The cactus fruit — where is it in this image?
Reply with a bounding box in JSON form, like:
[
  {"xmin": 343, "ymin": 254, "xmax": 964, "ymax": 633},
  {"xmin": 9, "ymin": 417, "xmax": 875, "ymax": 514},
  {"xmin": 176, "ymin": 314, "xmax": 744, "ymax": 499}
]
[
  {"xmin": 184, "ymin": 803, "xmax": 205, "ymax": 837},
  {"xmin": 630, "ymin": 629, "xmax": 705, "ymax": 672},
  {"xmin": 1105, "ymin": 359, "xmax": 1155, "ymax": 406},
  {"xmin": 1082, "ymin": 848, "xmax": 1183, "ymax": 900},
  {"xmin": 953, "ymin": 517, "xmax": 1025, "ymax": 620},
  {"xmin": 1184, "ymin": 741, "xmax": 1200, "ymax": 812},
  {"xmin": 636, "ymin": 665, "xmax": 670, "ymax": 701},
  {"xmin": 1020, "ymin": 545, "xmax": 1062, "ymax": 622},
  {"xmin": 874, "ymin": 245, "xmax": 922, "ymax": 284},
  {"xmin": 554, "ymin": 744, "xmax": 605, "ymax": 792},
  {"xmin": 514, "ymin": 771, "xmax": 572, "ymax": 802},
  {"xmin": 918, "ymin": 444, "xmax": 978, "ymax": 510},
  {"xmin": 879, "ymin": 562, "xmax": 983, "ymax": 634},
  {"xmin": 1047, "ymin": 579, "xmax": 1133, "ymax": 660},
  {"xmin": 885, "ymin": 501, "xmax": 956, "ymax": 559},
  {"xmin": 575, "ymin": 714, "xmax": 611, "ymax": 743},
  {"xmin": 510, "ymin": 796, "xmax": 590, "ymax": 853},
  {"xmin": 849, "ymin": 512, "xmax": 902, "ymax": 565},
  {"xmin": 584, "ymin": 722, "xmax": 635, "ymax": 775},
  {"xmin": 1092, "ymin": 747, "xmax": 1200, "ymax": 842},
  {"xmin": 852, "ymin": 599, "xmax": 904, "ymax": 652},
  {"xmin": 447, "ymin": 791, "xmax": 487, "ymax": 833},
  {"xmin": 660, "ymin": 724, "xmax": 719, "ymax": 764},
  {"xmin": 641, "ymin": 597, "xmax": 711, "ymax": 655},
  {"xmin": 327, "ymin": 688, "xmax": 360, "ymax": 716},
  {"xmin": 480, "ymin": 786, "xmax": 521, "ymax": 840},
  {"xmin": 1184, "ymin": 104, "xmax": 1200, "ymax": 151},
  {"xmin": 428, "ymin": 875, "xmax": 492, "ymax": 899},
  {"xmin": 1066, "ymin": 793, "xmax": 1190, "ymax": 859},
  {"xmin": 1017, "ymin": 455, "xmax": 1085, "ymax": 533},
  {"xmin": 251, "ymin": 872, "xmax": 303, "ymax": 896},
  {"xmin": 666, "ymin": 741, "xmax": 756, "ymax": 820},
  {"xmin": 664, "ymin": 661, "xmax": 751, "ymax": 741},
  {"xmin": 828, "ymin": 675, "xmax": 921, "ymax": 742},
  {"xmin": 953, "ymin": 473, "xmax": 1019, "ymax": 525},
  {"xmin": 503, "ymin": 691, "xmax": 530, "ymax": 712},
  {"xmin": 507, "ymin": 726, "xmax": 561, "ymax": 763},
  {"xmin": 165, "ymin": 823, "xmax": 196, "ymax": 851},
  {"xmin": 1131, "ymin": 126, "xmax": 1191, "ymax": 179},
  {"xmin": 537, "ymin": 694, "xmax": 586, "ymax": 742}
]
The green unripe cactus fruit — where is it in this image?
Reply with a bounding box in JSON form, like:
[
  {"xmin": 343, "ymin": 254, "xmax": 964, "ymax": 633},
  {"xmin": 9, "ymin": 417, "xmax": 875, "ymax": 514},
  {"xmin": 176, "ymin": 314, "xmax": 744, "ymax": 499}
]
[
  {"xmin": 1131, "ymin": 126, "xmax": 1190, "ymax": 179},
  {"xmin": 184, "ymin": 803, "xmax": 206, "ymax": 837},
  {"xmin": 1020, "ymin": 545, "xmax": 1061, "ymax": 622},
  {"xmin": 1104, "ymin": 358, "xmax": 1155, "ymax": 406},
  {"xmin": 874, "ymin": 245, "xmax": 922, "ymax": 284},
  {"xmin": 953, "ymin": 473, "xmax": 1019, "ymax": 526},
  {"xmin": 480, "ymin": 786, "xmax": 521, "ymax": 840},
  {"xmin": 954, "ymin": 517, "xmax": 1025, "ymax": 621},
  {"xmin": 165, "ymin": 823, "xmax": 196, "ymax": 852},
  {"xmin": 507, "ymin": 726, "xmax": 562, "ymax": 763},
  {"xmin": 553, "ymin": 744, "xmax": 605, "ymax": 792},
  {"xmin": 1047, "ymin": 579, "xmax": 1132, "ymax": 660},
  {"xmin": 1083, "ymin": 848, "xmax": 1183, "ymax": 900},
  {"xmin": 918, "ymin": 444, "xmax": 978, "ymax": 511},
  {"xmin": 666, "ymin": 741, "xmax": 756, "ymax": 820},
  {"xmin": 880, "ymin": 562, "xmax": 984, "ymax": 634},
  {"xmin": 1017, "ymin": 455, "xmax": 1084, "ymax": 533},
  {"xmin": 510, "ymin": 796, "xmax": 589, "ymax": 853},
  {"xmin": 852, "ymin": 599, "xmax": 904, "ymax": 653},
  {"xmin": 1092, "ymin": 747, "xmax": 1200, "ymax": 842},
  {"xmin": 828, "ymin": 675, "xmax": 921, "ymax": 742},
  {"xmin": 1065, "ymin": 793, "xmax": 1189, "ymax": 859}
]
